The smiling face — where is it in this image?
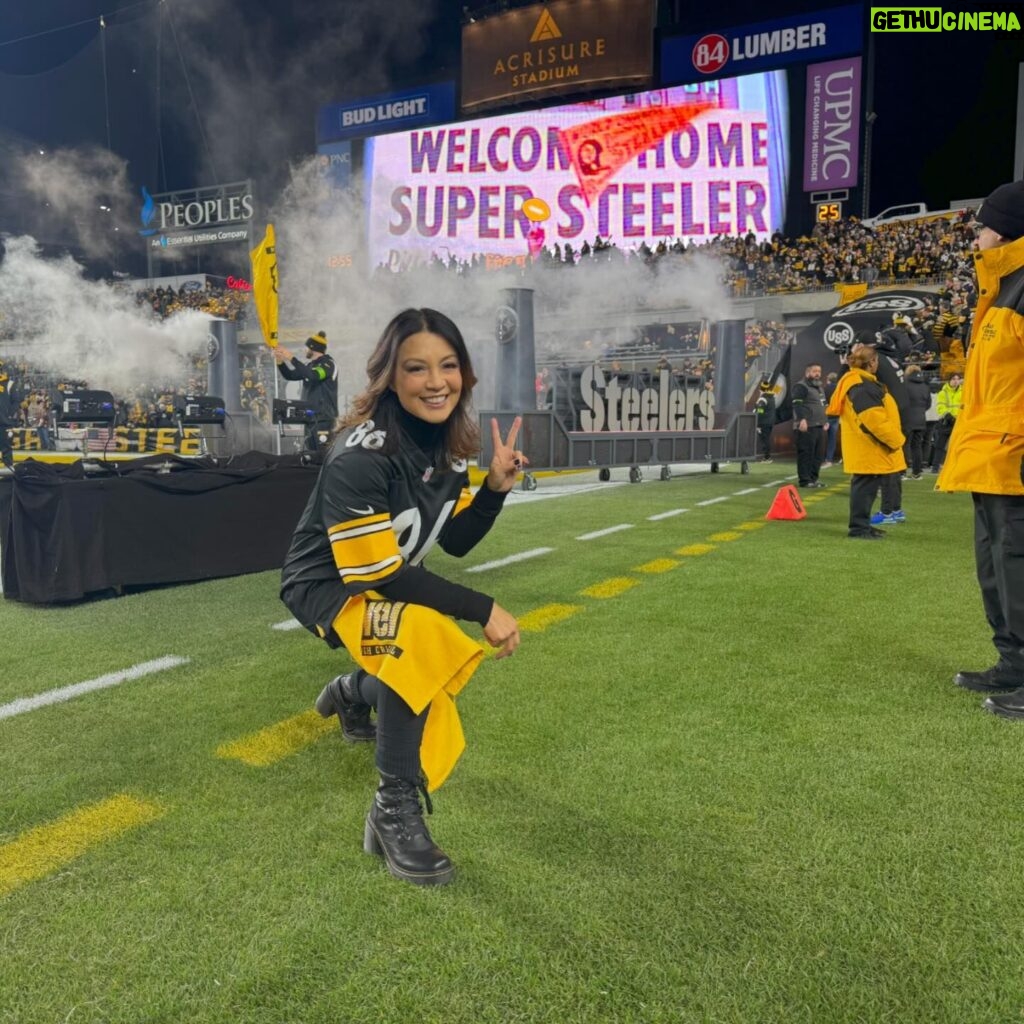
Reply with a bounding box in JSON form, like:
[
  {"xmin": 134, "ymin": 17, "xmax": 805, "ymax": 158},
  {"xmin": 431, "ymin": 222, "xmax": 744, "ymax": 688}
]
[{"xmin": 391, "ymin": 330, "xmax": 462, "ymax": 424}]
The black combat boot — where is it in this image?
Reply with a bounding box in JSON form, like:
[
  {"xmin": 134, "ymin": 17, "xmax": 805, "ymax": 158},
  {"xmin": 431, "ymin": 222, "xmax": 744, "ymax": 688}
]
[
  {"xmin": 363, "ymin": 773, "xmax": 454, "ymax": 886},
  {"xmin": 315, "ymin": 672, "xmax": 376, "ymax": 742}
]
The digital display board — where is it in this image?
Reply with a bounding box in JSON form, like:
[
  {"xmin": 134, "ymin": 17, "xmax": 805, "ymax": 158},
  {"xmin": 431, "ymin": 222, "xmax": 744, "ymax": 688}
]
[{"xmin": 365, "ymin": 73, "xmax": 789, "ymax": 270}]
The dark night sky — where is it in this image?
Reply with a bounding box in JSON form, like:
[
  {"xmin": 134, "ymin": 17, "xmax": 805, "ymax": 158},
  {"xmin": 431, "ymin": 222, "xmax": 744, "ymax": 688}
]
[{"xmin": 1, "ymin": 0, "xmax": 1022, "ymax": 237}]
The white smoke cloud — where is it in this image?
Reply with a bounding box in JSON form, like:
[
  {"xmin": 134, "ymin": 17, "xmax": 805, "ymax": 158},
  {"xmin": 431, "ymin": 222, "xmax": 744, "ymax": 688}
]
[
  {"xmin": 1, "ymin": 140, "xmax": 137, "ymax": 262},
  {"xmin": 264, "ymin": 154, "xmax": 733, "ymax": 411},
  {"xmin": 0, "ymin": 235, "xmax": 210, "ymax": 394}
]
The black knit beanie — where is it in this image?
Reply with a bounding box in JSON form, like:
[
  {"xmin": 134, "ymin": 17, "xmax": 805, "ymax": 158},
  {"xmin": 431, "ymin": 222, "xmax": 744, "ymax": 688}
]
[
  {"xmin": 306, "ymin": 330, "xmax": 328, "ymax": 354},
  {"xmin": 977, "ymin": 181, "xmax": 1024, "ymax": 241}
]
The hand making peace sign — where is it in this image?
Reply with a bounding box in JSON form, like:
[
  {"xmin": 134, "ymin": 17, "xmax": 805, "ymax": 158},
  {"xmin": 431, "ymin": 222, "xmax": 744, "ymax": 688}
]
[{"xmin": 485, "ymin": 415, "xmax": 528, "ymax": 494}]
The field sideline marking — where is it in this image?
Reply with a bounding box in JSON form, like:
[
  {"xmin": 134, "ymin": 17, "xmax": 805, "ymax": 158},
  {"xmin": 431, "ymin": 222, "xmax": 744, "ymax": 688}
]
[
  {"xmin": 0, "ymin": 656, "xmax": 190, "ymax": 722},
  {"xmin": 271, "ymin": 619, "xmax": 304, "ymax": 632},
  {"xmin": 696, "ymin": 496, "xmax": 730, "ymax": 507},
  {"xmin": 466, "ymin": 547, "xmax": 554, "ymax": 573},
  {"xmin": 576, "ymin": 524, "xmax": 633, "ymax": 541},
  {"xmin": 0, "ymin": 794, "xmax": 166, "ymax": 899},
  {"xmin": 216, "ymin": 710, "xmax": 335, "ymax": 768},
  {"xmin": 647, "ymin": 508, "xmax": 688, "ymax": 521},
  {"xmin": 733, "ymin": 488, "xmax": 760, "ymax": 496}
]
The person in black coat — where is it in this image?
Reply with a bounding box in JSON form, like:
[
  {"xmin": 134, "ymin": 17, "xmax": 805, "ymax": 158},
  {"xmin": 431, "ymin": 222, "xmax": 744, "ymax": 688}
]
[
  {"xmin": 754, "ymin": 379, "xmax": 776, "ymax": 462},
  {"xmin": 274, "ymin": 331, "xmax": 339, "ymax": 451},
  {"xmin": 0, "ymin": 366, "xmax": 18, "ymax": 468},
  {"xmin": 903, "ymin": 364, "xmax": 932, "ymax": 479}
]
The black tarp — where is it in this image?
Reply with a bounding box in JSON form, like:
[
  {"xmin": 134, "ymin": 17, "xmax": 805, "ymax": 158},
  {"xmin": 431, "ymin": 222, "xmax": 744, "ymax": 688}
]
[{"xmin": 0, "ymin": 452, "xmax": 319, "ymax": 604}]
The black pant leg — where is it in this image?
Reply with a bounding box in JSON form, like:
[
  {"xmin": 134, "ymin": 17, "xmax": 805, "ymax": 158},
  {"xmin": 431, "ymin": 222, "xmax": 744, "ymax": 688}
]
[
  {"xmin": 0, "ymin": 425, "xmax": 12, "ymax": 468},
  {"xmin": 375, "ymin": 681, "xmax": 428, "ymax": 780},
  {"xmin": 880, "ymin": 472, "xmax": 902, "ymax": 514},
  {"xmin": 758, "ymin": 425, "xmax": 773, "ymax": 458},
  {"xmin": 973, "ymin": 493, "xmax": 1024, "ymax": 672},
  {"xmin": 849, "ymin": 474, "xmax": 880, "ymax": 534},
  {"xmin": 908, "ymin": 428, "xmax": 924, "ymax": 475},
  {"xmin": 932, "ymin": 422, "xmax": 952, "ymax": 469},
  {"xmin": 795, "ymin": 430, "xmax": 814, "ymax": 484},
  {"xmin": 810, "ymin": 427, "xmax": 825, "ymax": 481}
]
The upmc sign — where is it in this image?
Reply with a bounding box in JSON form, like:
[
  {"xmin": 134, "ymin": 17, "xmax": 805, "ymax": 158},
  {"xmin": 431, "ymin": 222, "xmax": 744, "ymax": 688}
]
[
  {"xmin": 661, "ymin": 5, "xmax": 862, "ymax": 85},
  {"xmin": 803, "ymin": 56, "xmax": 862, "ymax": 190},
  {"xmin": 461, "ymin": 0, "xmax": 654, "ymax": 113}
]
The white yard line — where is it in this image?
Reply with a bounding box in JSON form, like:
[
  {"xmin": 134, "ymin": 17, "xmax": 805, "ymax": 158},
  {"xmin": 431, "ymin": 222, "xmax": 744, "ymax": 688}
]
[
  {"xmin": 733, "ymin": 488, "xmax": 760, "ymax": 496},
  {"xmin": 0, "ymin": 656, "xmax": 190, "ymax": 722},
  {"xmin": 271, "ymin": 619, "xmax": 304, "ymax": 631},
  {"xmin": 576, "ymin": 524, "xmax": 634, "ymax": 541},
  {"xmin": 465, "ymin": 547, "xmax": 554, "ymax": 573},
  {"xmin": 647, "ymin": 508, "xmax": 689, "ymax": 521},
  {"xmin": 696, "ymin": 496, "xmax": 731, "ymax": 506},
  {"xmin": 762, "ymin": 479, "xmax": 788, "ymax": 487}
]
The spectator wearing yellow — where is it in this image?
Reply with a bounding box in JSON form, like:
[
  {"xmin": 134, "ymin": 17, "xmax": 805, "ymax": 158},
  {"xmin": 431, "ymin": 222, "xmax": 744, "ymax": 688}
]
[
  {"xmin": 826, "ymin": 344, "xmax": 906, "ymax": 539},
  {"xmin": 937, "ymin": 179, "xmax": 1024, "ymax": 711}
]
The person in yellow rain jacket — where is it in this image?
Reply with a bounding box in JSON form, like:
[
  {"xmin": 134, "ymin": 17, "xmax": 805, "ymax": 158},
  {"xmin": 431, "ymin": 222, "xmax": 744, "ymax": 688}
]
[
  {"xmin": 935, "ymin": 180, "xmax": 1024, "ymax": 715},
  {"xmin": 826, "ymin": 345, "xmax": 906, "ymax": 539},
  {"xmin": 280, "ymin": 308, "xmax": 526, "ymax": 886}
]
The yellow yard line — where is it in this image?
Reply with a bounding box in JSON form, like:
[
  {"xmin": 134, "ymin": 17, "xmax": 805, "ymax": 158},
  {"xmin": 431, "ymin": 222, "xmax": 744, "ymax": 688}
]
[
  {"xmin": 216, "ymin": 709, "xmax": 335, "ymax": 768},
  {"xmin": 634, "ymin": 558, "xmax": 680, "ymax": 574},
  {"xmin": 735, "ymin": 521, "xmax": 767, "ymax": 531},
  {"xmin": 579, "ymin": 577, "xmax": 637, "ymax": 599},
  {"xmin": 708, "ymin": 531, "xmax": 743, "ymax": 542},
  {"xmin": 518, "ymin": 604, "xmax": 583, "ymax": 633},
  {"xmin": 674, "ymin": 543, "xmax": 717, "ymax": 557},
  {"xmin": 0, "ymin": 795, "xmax": 165, "ymax": 899}
]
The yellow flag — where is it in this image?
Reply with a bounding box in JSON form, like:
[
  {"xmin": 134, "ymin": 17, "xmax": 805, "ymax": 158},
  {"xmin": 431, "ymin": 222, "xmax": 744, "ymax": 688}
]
[
  {"xmin": 836, "ymin": 282, "xmax": 868, "ymax": 306},
  {"xmin": 250, "ymin": 224, "xmax": 279, "ymax": 348}
]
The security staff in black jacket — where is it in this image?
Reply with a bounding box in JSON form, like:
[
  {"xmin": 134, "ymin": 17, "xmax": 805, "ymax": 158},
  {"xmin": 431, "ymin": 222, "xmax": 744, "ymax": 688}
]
[
  {"xmin": 791, "ymin": 362, "xmax": 827, "ymax": 487},
  {"xmin": 754, "ymin": 379, "xmax": 776, "ymax": 462},
  {"xmin": 274, "ymin": 330, "xmax": 339, "ymax": 451},
  {"xmin": 0, "ymin": 367, "xmax": 18, "ymax": 468},
  {"xmin": 903, "ymin": 364, "xmax": 932, "ymax": 479}
]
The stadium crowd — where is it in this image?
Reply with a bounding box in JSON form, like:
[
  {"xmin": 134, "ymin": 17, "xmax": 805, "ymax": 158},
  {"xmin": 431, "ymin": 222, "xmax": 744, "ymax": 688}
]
[
  {"xmin": 132, "ymin": 278, "xmax": 252, "ymax": 323},
  {"xmin": 373, "ymin": 208, "xmax": 980, "ymax": 299}
]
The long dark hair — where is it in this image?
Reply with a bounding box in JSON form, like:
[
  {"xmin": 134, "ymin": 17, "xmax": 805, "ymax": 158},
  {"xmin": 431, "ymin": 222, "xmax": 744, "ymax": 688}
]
[{"xmin": 341, "ymin": 308, "xmax": 480, "ymax": 465}]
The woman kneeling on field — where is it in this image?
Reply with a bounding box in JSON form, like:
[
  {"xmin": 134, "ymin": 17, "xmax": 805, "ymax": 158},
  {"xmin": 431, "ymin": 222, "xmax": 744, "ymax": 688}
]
[{"xmin": 280, "ymin": 307, "xmax": 524, "ymax": 886}]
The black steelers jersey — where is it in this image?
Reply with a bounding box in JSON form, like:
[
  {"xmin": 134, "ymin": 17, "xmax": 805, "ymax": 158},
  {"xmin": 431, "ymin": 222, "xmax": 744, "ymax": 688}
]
[{"xmin": 281, "ymin": 418, "xmax": 505, "ymax": 640}]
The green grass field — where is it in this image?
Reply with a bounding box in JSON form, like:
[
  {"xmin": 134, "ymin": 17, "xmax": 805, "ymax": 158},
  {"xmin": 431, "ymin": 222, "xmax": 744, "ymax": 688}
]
[{"xmin": 3, "ymin": 462, "xmax": 1023, "ymax": 1024}]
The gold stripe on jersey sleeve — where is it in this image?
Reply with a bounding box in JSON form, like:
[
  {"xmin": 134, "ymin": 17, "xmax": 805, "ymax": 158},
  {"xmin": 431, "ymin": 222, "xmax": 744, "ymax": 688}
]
[
  {"xmin": 451, "ymin": 488, "xmax": 473, "ymax": 518},
  {"xmin": 338, "ymin": 555, "xmax": 404, "ymax": 585},
  {"xmin": 327, "ymin": 512, "xmax": 390, "ymax": 537},
  {"xmin": 331, "ymin": 514, "xmax": 404, "ymax": 586}
]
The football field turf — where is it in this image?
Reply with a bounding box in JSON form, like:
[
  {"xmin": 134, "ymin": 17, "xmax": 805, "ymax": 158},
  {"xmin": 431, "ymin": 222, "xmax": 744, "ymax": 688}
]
[{"xmin": 3, "ymin": 462, "xmax": 1022, "ymax": 1024}]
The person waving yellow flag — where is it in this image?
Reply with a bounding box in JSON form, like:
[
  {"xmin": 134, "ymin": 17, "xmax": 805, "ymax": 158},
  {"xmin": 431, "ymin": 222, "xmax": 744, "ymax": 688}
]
[{"xmin": 250, "ymin": 224, "xmax": 279, "ymax": 349}]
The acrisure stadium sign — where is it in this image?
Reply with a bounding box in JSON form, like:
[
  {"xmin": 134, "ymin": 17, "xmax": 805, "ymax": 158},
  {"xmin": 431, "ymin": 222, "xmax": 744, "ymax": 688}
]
[{"xmin": 461, "ymin": 0, "xmax": 654, "ymax": 113}]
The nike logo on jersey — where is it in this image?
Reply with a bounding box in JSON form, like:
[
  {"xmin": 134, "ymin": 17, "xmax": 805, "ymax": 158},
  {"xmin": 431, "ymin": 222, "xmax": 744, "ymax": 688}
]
[{"xmin": 347, "ymin": 505, "xmax": 376, "ymax": 516}]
